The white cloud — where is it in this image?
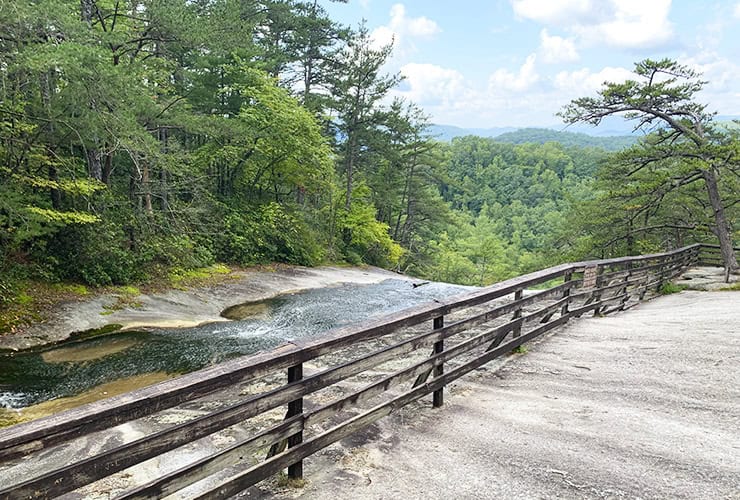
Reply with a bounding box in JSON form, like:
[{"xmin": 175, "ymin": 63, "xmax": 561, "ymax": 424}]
[
  {"xmin": 404, "ymin": 13, "xmax": 439, "ymax": 37},
  {"xmin": 576, "ymin": 1, "xmax": 673, "ymax": 49},
  {"xmin": 371, "ymin": 25, "xmax": 396, "ymax": 49},
  {"xmin": 370, "ymin": 4, "xmax": 441, "ymax": 56},
  {"xmin": 682, "ymin": 51, "xmax": 740, "ymax": 115},
  {"xmin": 393, "ymin": 61, "xmax": 543, "ymax": 126},
  {"xmin": 511, "ymin": 0, "xmax": 593, "ymax": 25},
  {"xmin": 554, "ymin": 66, "xmax": 633, "ymax": 97},
  {"xmin": 734, "ymin": 2, "xmax": 740, "ymax": 18},
  {"xmin": 395, "ymin": 63, "xmax": 469, "ymax": 105},
  {"xmin": 510, "ymin": 0, "xmax": 674, "ymax": 50},
  {"xmin": 550, "ymin": 57, "xmax": 740, "ymax": 119},
  {"xmin": 392, "ymin": 56, "xmax": 594, "ymax": 127},
  {"xmin": 489, "ymin": 53, "xmax": 540, "ymax": 92},
  {"xmin": 539, "ymin": 29, "xmax": 579, "ymax": 63}
]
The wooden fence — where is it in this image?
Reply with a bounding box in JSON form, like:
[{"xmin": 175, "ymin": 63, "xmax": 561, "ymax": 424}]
[{"xmin": 0, "ymin": 243, "xmax": 729, "ymax": 499}]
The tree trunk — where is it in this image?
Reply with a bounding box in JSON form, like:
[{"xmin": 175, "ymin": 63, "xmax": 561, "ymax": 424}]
[
  {"xmin": 160, "ymin": 168, "xmax": 168, "ymax": 211},
  {"xmin": 344, "ymin": 134, "xmax": 356, "ymax": 211},
  {"xmin": 303, "ymin": 54, "xmax": 313, "ymax": 107},
  {"xmin": 142, "ymin": 162, "xmax": 153, "ymax": 214},
  {"xmin": 158, "ymin": 127, "xmax": 169, "ymax": 211},
  {"xmin": 80, "ymin": 0, "xmax": 94, "ymax": 25},
  {"xmin": 49, "ymin": 164, "xmax": 62, "ymax": 209},
  {"xmin": 86, "ymin": 148, "xmax": 103, "ymax": 181},
  {"xmin": 40, "ymin": 71, "xmax": 61, "ymax": 209},
  {"xmin": 702, "ymin": 168, "xmax": 738, "ymax": 276},
  {"xmin": 102, "ymin": 152, "xmax": 113, "ymax": 185}
]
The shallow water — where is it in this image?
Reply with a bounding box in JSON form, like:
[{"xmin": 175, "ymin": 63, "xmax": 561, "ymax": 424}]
[{"xmin": 0, "ymin": 279, "xmax": 471, "ymax": 410}]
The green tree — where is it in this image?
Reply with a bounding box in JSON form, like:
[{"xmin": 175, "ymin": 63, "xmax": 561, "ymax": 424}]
[
  {"xmin": 560, "ymin": 58, "xmax": 739, "ymax": 274},
  {"xmin": 328, "ymin": 23, "xmax": 401, "ymax": 212}
]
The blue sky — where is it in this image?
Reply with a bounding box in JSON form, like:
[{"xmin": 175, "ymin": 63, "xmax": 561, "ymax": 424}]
[{"xmin": 320, "ymin": 1, "xmax": 740, "ymax": 128}]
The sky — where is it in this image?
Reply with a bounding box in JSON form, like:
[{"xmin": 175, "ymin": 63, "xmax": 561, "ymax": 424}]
[{"xmin": 320, "ymin": 0, "xmax": 740, "ymax": 129}]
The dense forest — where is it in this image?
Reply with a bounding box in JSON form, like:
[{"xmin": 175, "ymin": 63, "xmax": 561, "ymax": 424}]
[
  {"xmin": 1, "ymin": 1, "xmax": 738, "ymax": 331},
  {"xmin": 493, "ymin": 128, "xmax": 636, "ymax": 151}
]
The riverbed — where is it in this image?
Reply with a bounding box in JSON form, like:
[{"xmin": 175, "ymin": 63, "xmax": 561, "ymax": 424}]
[{"xmin": 0, "ymin": 275, "xmax": 471, "ymax": 420}]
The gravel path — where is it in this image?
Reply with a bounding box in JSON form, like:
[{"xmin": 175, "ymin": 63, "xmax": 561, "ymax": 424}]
[{"xmin": 259, "ymin": 289, "xmax": 740, "ymax": 500}]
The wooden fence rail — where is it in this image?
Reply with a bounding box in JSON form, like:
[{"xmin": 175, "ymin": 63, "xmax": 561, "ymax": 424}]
[{"xmin": 0, "ymin": 243, "xmax": 730, "ymax": 499}]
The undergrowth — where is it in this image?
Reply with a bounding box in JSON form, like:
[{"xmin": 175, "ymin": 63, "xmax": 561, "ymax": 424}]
[
  {"xmin": 718, "ymin": 282, "xmax": 740, "ymax": 291},
  {"xmin": 0, "ymin": 263, "xmax": 238, "ymax": 335},
  {"xmin": 658, "ymin": 282, "xmax": 686, "ymax": 295}
]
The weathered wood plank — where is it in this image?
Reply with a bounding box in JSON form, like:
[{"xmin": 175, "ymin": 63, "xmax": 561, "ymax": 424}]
[
  {"xmin": 0, "ymin": 267, "xmax": 561, "ymax": 461},
  {"xmin": 306, "ymin": 316, "xmax": 529, "ymax": 428},
  {"xmin": 1, "ymin": 321, "xmax": 465, "ymax": 496},
  {"xmin": 432, "ymin": 316, "xmax": 445, "ymax": 408},
  {"xmin": 512, "ymin": 289, "xmax": 524, "ymax": 337},
  {"xmin": 9, "ymin": 287, "xmax": 554, "ymax": 496},
  {"xmin": 598, "ymin": 259, "xmax": 670, "ymax": 281},
  {"xmin": 0, "ymin": 342, "xmax": 303, "ymax": 461},
  {"xmin": 411, "ymin": 280, "xmax": 578, "ymax": 388},
  {"xmin": 116, "ymin": 417, "xmax": 304, "ymax": 500},
  {"xmin": 0, "ymin": 380, "xmax": 310, "ymax": 498},
  {"xmin": 570, "ymin": 244, "xmax": 700, "ymax": 272}
]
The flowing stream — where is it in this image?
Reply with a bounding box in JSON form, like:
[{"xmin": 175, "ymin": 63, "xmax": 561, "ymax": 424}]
[{"xmin": 0, "ymin": 279, "xmax": 471, "ymax": 411}]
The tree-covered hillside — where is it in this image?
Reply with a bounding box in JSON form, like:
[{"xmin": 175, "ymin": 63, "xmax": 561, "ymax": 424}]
[
  {"xmin": 415, "ymin": 137, "xmax": 601, "ymax": 284},
  {"xmin": 494, "ymin": 128, "xmax": 636, "ymax": 151}
]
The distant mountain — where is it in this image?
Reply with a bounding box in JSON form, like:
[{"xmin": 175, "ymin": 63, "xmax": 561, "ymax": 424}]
[
  {"xmin": 426, "ymin": 124, "xmax": 517, "ymax": 141},
  {"xmin": 429, "ymin": 114, "xmax": 740, "ymax": 149},
  {"xmin": 715, "ymin": 115, "xmax": 740, "ymax": 123},
  {"xmin": 494, "ymin": 128, "xmax": 636, "ymax": 151},
  {"xmin": 427, "ymin": 124, "xmax": 635, "ymax": 151},
  {"xmin": 715, "ymin": 115, "xmax": 740, "ymax": 131},
  {"xmin": 551, "ymin": 114, "xmax": 740, "ymax": 136},
  {"xmin": 549, "ymin": 115, "xmax": 643, "ymax": 137},
  {"xmin": 427, "ymin": 116, "xmax": 644, "ymax": 141}
]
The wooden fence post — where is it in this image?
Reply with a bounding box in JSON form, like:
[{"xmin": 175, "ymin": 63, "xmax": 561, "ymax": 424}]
[
  {"xmin": 655, "ymin": 257, "xmax": 668, "ymax": 292},
  {"xmin": 287, "ymin": 363, "xmax": 304, "ymax": 479},
  {"xmin": 560, "ymin": 271, "xmax": 573, "ymax": 318},
  {"xmin": 638, "ymin": 268, "xmax": 649, "ymax": 301},
  {"xmin": 674, "ymin": 251, "xmax": 685, "ymax": 275},
  {"xmin": 512, "ymin": 289, "xmax": 523, "ymax": 337},
  {"xmin": 432, "ymin": 316, "xmax": 445, "ymax": 408},
  {"xmin": 618, "ymin": 271, "xmax": 630, "ymax": 311},
  {"xmin": 591, "ymin": 266, "xmax": 604, "ymax": 316}
]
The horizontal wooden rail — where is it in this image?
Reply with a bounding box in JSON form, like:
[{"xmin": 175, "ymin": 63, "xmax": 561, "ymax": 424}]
[
  {"xmin": 0, "ymin": 243, "xmax": 717, "ymax": 499},
  {"xmin": 697, "ymin": 243, "xmax": 739, "ymax": 267}
]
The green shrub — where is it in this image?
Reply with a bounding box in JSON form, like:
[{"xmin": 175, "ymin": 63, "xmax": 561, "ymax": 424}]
[
  {"xmin": 213, "ymin": 202, "xmax": 324, "ymax": 267},
  {"xmin": 658, "ymin": 282, "xmax": 686, "ymax": 295},
  {"xmin": 336, "ymin": 187, "xmax": 404, "ymax": 268},
  {"xmin": 719, "ymin": 282, "xmax": 740, "ymax": 291},
  {"xmin": 35, "ymin": 215, "xmax": 216, "ymax": 287},
  {"xmin": 138, "ymin": 233, "xmax": 214, "ymax": 271},
  {"xmin": 42, "ymin": 223, "xmax": 141, "ymax": 286},
  {"xmin": 0, "ymin": 277, "xmax": 17, "ymax": 306},
  {"xmin": 168, "ymin": 264, "xmax": 231, "ymax": 284},
  {"xmin": 15, "ymin": 292, "xmax": 32, "ymax": 305},
  {"xmin": 344, "ymin": 250, "xmax": 363, "ymax": 266}
]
